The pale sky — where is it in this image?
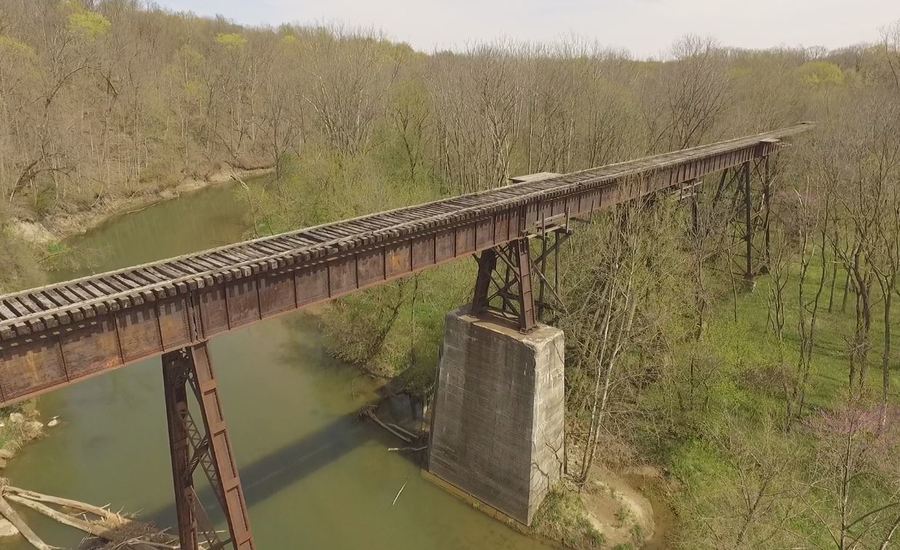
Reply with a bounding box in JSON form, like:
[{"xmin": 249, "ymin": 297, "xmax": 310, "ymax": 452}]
[{"xmin": 154, "ymin": 0, "xmax": 899, "ymax": 58}]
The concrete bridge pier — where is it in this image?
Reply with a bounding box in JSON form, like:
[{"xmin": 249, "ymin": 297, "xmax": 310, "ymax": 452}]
[{"xmin": 428, "ymin": 307, "xmax": 565, "ymax": 525}]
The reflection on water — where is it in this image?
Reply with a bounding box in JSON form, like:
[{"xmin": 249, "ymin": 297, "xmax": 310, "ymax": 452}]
[{"xmin": 4, "ymin": 182, "xmax": 547, "ymax": 549}]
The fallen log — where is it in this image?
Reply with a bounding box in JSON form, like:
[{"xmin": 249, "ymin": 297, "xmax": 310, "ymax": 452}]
[
  {"xmin": 0, "ymin": 494, "xmax": 55, "ymax": 550},
  {"xmin": 363, "ymin": 409, "xmax": 412, "ymax": 443},
  {"xmin": 2, "ymin": 486, "xmax": 176, "ymax": 550},
  {"xmin": 6, "ymin": 493, "xmax": 109, "ymax": 538},
  {"xmin": 101, "ymin": 537, "xmax": 177, "ymax": 550},
  {"xmin": 387, "ymin": 422, "xmax": 419, "ymax": 440},
  {"xmin": 6, "ymin": 486, "xmax": 112, "ymax": 518}
]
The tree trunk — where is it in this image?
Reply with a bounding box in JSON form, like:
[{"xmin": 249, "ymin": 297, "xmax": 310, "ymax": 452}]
[
  {"xmin": 828, "ymin": 261, "xmax": 838, "ymax": 313},
  {"xmin": 882, "ymin": 290, "xmax": 893, "ymax": 414},
  {"xmin": 841, "ymin": 267, "xmax": 851, "ymax": 313}
]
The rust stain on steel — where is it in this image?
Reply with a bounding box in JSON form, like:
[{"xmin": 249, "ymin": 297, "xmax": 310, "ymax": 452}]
[
  {"xmin": 0, "ymin": 123, "xmax": 813, "ymax": 406},
  {"xmin": 163, "ymin": 342, "xmax": 255, "ymax": 549}
]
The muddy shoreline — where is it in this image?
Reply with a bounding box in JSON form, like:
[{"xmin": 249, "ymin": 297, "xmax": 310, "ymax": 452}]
[{"xmin": 9, "ymin": 166, "xmax": 274, "ymax": 245}]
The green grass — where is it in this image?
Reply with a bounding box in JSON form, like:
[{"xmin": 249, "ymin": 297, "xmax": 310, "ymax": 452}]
[
  {"xmin": 712, "ymin": 260, "xmax": 896, "ymax": 409},
  {"xmin": 660, "ymin": 256, "xmax": 900, "ymax": 548},
  {"xmin": 532, "ymin": 488, "xmax": 606, "ymax": 549},
  {"xmin": 0, "ymin": 222, "xmax": 43, "ymax": 293},
  {"xmin": 0, "ymin": 401, "xmax": 41, "ymax": 454}
]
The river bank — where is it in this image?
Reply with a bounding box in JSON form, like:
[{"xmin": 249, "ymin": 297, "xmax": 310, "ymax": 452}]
[
  {"xmin": 8, "ymin": 165, "xmax": 274, "ymax": 246},
  {"xmin": 0, "ymin": 404, "xmax": 49, "ymax": 474},
  {"xmin": 366, "ymin": 364, "xmax": 675, "ymax": 549},
  {"xmin": 0, "ymin": 165, "xmax": 272, "ymax": 476}
]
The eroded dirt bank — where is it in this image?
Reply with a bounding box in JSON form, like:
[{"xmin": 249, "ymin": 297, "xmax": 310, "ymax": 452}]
[{"xmin": 9, "ymin": 166, "xmax": 273, "ymax": 245}]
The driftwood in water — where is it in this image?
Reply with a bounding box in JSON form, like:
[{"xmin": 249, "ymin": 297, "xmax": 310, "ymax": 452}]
[
  {"xmin": 107, "ymin": 542, "xmax": 176, "ymax": 550},
  {"xmin": 7, "ymin": 493, "xmax": 110, "ymax": 538},
  {"xmin": 0, "ymin": 494, "xmax": 55, "ymax": 550},
  {"xmin": 391, "ymin": 481, "xmax": 407, "ymax": 506},
  {"xmin": 362, "ymin": 407, "xmax": 413, "ymax": 443},
  {"xmin": 6, "ymin": 487, "xmax": 112, "ymax": 519},
  {"xmin": 0, "ymin": 484, "xmax": 176, "ymax": 550},
  {"xmin": 387, "ymin": 422, "xmax": 419, "ymax": 441}
]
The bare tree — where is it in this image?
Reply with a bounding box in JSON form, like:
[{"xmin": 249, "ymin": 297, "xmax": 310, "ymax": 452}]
[
  {"xmin": 881, "ymin": 20, "xmax": 900, "ymax": 94},
  {"xmin": 810, "ymin": 403, "xmax": 900, "ymax": 549},
  {"xmin": 643, "ymin": 35, "xmax": 730, "ymax": 152},
  {"xmin": 429, "ymin": 44, "xmax": 522, "ymax": 194},
  {"xmin": 687, "ymin": 413, "xmax": 809, "ymax": 549},
  {"xmin": 388, "ymin": 74, "xmax": 430, "ymax": 183},
  {"xmin": 778, "ymin": 166, "xmax": 834, "ymax": 426},
  {"xmin": 302, "ymin": 29, "xmax": 398, "ymax": 157}
]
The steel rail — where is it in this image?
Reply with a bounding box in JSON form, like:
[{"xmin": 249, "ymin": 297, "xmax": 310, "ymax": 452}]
[
  {"xmin": 0, "ymin": 122, "xmax": 812, "ymax": 406},
  {"xmin": 0, "ymin": 122, "xmax": 810, "ymax": 336}
]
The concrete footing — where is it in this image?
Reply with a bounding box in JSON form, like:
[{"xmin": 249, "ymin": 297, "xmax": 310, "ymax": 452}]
[{"xmin": 428, "ymin": 307, "xmax": 565, "ymax": 525}]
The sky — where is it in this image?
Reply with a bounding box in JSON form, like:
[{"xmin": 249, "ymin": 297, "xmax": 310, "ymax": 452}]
[{"xmin": 153, "ymin": 0, "xmax": 899, "ymax": 58}]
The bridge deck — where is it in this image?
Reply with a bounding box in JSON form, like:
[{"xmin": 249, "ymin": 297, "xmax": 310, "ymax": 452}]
[{"xmin": 0, "ymin": 123, "xmax": 811, "ymax": 405}]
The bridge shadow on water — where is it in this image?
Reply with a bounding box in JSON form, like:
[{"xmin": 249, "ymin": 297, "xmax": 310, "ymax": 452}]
[
  {"xmin": 147, "ymin": 410, "xmax": 386, "ymax": 527},
  {"xmin": 148, "ymin": 314, "xmax": 426, "ymax": 529}
]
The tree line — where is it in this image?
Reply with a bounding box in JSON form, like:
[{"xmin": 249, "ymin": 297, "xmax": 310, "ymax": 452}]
[{"xmin": 2, "ymin": 1, "xmax": 863, "ymax": 215}]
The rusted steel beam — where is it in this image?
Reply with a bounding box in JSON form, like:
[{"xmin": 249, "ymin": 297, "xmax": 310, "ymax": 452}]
[
  {"xmin": 513, "ymin": 239, "xmax": 536, "ymax": 331},
  {"xmin": 162, "ymin": 351, "xmax": 198, "ymax": 550},
  {"xmin": 471, "ymin": 238, "xmax": 538, "ymax": 332},
  {"xmin": 163, "ymin": 343, "xmax": 255, "ymax": 550},
  {"xmin": 0, "ymin": 124, "xmax": 812, "ymax": 406},
  {"xmin": 743, "ymin": 161, "xmax": 753, "ymax": 281},
  {"xmin": 471, "ymin": 250, "xmax": 497, "ymax": 315}
]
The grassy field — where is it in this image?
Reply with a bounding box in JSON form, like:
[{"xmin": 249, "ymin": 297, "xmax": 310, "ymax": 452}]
[{"xmin": 661, "ymin": 258, "xmax": 900, "ymax": 548}]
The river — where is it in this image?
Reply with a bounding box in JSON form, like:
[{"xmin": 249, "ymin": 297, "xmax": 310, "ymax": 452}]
[{"xmin": 4, "ymin": 181, "xmax": 549, "ymax": 549}]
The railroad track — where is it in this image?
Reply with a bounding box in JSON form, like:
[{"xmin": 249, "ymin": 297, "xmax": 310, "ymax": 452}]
[{"xmin": 0, "ymin": 122, "xmax": 811, "ymax": 343}]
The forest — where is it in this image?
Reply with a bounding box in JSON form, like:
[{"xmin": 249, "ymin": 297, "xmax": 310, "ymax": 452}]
[{"xmin": 1, "ymin": 1, "xmax": 900, "ymax": 548}]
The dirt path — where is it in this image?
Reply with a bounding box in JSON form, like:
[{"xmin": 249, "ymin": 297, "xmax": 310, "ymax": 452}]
[{"xmin": 580, "ymin": 465, "xmax": 675, "ymax": 549}]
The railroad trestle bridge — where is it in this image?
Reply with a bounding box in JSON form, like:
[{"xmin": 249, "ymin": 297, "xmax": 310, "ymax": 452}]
[{"xmin": 0, "ymin": 123, "xmax": 812, "ymax": 548}]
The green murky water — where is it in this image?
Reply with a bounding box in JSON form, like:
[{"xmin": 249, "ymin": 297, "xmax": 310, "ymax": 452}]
[{"xmin": 5, "ymin": 181, "xmax": 547, "ymax": 549}]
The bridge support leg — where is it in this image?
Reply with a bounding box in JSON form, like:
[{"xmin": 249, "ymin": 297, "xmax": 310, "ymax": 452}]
[
  {"xmin": 763, "ymin": 155, "xmax": 773, "ymax": 271},
  {"xmin": 736, "ymin": 153, "xmax": 776, "ymax": 282},
  {"xmin": 471, "ymin": 234, "xmax": 568, "ymax": 332},
  {"xmin": 162, "ymin": 342, "xmax": 255, "ymax": 550},
  {"xmin": 428, "ymin": 308, "xmax": 565, "ymax": 525},
  {"xmin": 742, "ymin": 161, "xmax": 753, "ymax": 282},
  {"xmin": 471, "ymin": 248, "xmax": 497, "ymax": 314},
  {"xmin": 535, "ymin": 229, "xmax": 568, "ymax": 326},
  {"xmin": 471, "ymin": 238, "xmax": 536, "ymax": 331},
  {"xmin": 163, "ymin": 355, "xmax": 198, "ymax": 550},
  {"xmin": 430, "ymin": 232, "xmax": 569, "ymax": 523}
]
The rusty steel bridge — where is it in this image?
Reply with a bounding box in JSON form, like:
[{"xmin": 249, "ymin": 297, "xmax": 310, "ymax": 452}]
[{"xmin": 0, "ymin": 122, "xmax": 812, "ymax": 548}]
